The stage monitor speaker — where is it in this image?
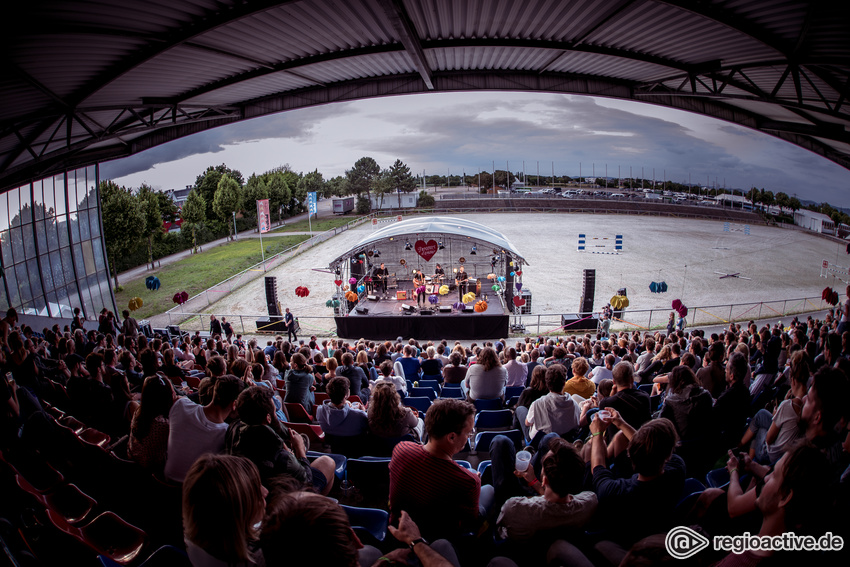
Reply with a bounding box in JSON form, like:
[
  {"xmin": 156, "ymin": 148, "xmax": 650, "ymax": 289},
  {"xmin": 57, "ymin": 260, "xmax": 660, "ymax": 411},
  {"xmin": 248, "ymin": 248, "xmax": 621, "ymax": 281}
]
[
  {"xmin": 580, "ymin": 269, "xmax": 595, "ymax": 315},
  {"xmin": 420, "ymin": 309, "xmax": 434, "ymax": 315},
  {"xmin": 366, "ymin": 295, "xmax": 378, "ymax": 301},
  {"xmin": 401, "ymin": 304, "xmax": 415, "ymax": 312},
  {"xmin": 139, "ymin": 320, "xmax": 153, "ymax": 338},
  {"xmin": 439, "ymin": 305, "xmax": 452, "ymax": 313},
  {"xmin": 561, "ymin": 313, "xmax": 598, "ymax": 331},
  {"xmin": 355, "ymin": 306, "xmax": 369, "ymax": 314},
  {"xmin": 265, "ymin": 276, "xmax": 280, "ymax": 316}
]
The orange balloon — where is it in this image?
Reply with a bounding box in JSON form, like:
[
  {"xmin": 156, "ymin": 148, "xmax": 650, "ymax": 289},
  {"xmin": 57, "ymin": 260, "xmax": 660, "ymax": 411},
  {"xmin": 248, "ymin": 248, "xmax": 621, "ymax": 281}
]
[{"xmin": 474, "ymin": 300, "xmax": 488, "ymax": 313}]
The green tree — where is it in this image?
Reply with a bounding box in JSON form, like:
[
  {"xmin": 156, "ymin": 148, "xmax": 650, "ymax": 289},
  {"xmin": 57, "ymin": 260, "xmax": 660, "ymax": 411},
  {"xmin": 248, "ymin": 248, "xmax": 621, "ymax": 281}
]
[
  {"xmin": 788, "ymin": 197, "xmax": 801, "ymax": 213},
  {"xmin": 346, "ymin": 157, "xmax": 380, "ymax": 196},
  {"xmin": 418, "ymin": 190, "xmax": 434, "ymax": 207},
  {"xmin": 194, "ymin": 164, "xmax": 244, "ymax": 220},
  {"xmin": 181, "ymin": 189, "xmax": 206, "ymax": 253},
  {"xmin": 157, "ymin": 191, "xmax": 178, "ymax": 224},
  {"xmin": 213, "ymin": 174, "xmax": 242, "ymax": 240},
  {"xmin": 388, "ymin": 159, "xmax": 417, "ymax": 207},
  {"xmin": 746, "ymin": 187, "xmax": 760, "ymax": 210},
  {"xmin": 325, "ymin": 175, "xmax": 347, "ymax": 198},
  {"xmin": 100, "ymin": 180, "xmax": 145, "ymax": 289},
  {"xmin": 138, "ymin": 184, "xmax": 163, "ymax": 270},
  {"xmin": 369, "ymin": 169, "xmax": 392, "ymax": 209},
  {"xmin": 265, "ymin": 170, "xmax": 292, "ymax": 223},
  {"xmin": 775, "ymin": 191, "xmax": 790, "ymax": 214},
  {"xmin": 242, "ymin": 174, "xmax": 270, "ymax": 222},
  {"xmin": 759, "ymin": 189, "xmax": 775, "ymax": 212}
]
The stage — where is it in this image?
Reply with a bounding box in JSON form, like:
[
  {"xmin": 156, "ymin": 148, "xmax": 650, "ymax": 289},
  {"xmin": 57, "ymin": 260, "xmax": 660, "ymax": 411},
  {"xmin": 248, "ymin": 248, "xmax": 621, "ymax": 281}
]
[{"xmin": 335, "ymin": 278, "xmax": 510, "ymax": 340}]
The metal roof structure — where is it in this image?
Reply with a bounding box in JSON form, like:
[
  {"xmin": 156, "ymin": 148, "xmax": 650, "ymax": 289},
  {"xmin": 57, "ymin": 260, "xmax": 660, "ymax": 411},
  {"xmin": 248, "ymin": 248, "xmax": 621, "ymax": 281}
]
[
  {"xmin": 2, "ymin": 0, "xmax": 849, "ymax": 191},
  {"xmin": 328, "ymin": 215, "xmax": 528, "ymax": 267}
]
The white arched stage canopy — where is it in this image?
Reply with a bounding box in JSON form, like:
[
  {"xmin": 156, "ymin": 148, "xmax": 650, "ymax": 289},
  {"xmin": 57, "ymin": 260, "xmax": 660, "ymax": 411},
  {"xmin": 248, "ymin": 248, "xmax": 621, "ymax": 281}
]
[{"xmin": 329, "ymin": 216, "xmax": 528, "ymax": 340}]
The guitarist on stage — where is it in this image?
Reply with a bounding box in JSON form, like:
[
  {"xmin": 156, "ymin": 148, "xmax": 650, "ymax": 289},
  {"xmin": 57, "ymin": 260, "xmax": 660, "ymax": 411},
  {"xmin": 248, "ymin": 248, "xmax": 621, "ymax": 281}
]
[
  {"xmin": 374, "ymin": 262, "xmax": 389, "ymax": 296},
  {"xmin": 456, "ymin": 266, "xmax": 469, "ymax": 301}
]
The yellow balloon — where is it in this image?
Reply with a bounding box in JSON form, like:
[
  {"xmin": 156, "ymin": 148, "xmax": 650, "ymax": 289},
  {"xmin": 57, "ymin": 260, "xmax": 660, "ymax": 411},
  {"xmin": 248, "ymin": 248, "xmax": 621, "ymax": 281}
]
[
  {"xmin": 462, "ymin": 292, "xmax": 475, "ymax": 304},
  {"xmin": 439, "ymin": 285, "xmax": 449, "ymax": 295}
]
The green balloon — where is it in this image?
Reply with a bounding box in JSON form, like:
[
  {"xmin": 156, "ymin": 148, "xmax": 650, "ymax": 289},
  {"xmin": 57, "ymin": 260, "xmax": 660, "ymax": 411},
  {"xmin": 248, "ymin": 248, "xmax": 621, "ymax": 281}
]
[{"xmin": 492, "ymin": 284, "xmax": 500, "ymax": 291}]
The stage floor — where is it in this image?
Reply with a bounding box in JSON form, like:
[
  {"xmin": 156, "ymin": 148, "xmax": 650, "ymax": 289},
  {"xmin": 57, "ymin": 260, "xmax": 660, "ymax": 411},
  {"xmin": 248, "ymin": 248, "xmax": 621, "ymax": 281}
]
[{"xmin": 350, "ymin": 278, "xmax": 508, "ymax": 316}]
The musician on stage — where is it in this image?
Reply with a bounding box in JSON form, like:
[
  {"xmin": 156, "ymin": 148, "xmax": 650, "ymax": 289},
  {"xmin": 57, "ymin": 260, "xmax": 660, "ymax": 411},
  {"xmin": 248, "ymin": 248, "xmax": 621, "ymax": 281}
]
[
  {"xmin": 456, "ymin": 265, "xmax": 469, "ymax": 300},
  {"xmin": 374, "ymin": 262, "xmax": 389, "ymax": 296},
  {"xmin": 413, "ymin": 269, "xmax": 426, "ymax": 308},
  {"xmin": 434, "ymin": 263, "xmax": 445, "ymax": 281}
]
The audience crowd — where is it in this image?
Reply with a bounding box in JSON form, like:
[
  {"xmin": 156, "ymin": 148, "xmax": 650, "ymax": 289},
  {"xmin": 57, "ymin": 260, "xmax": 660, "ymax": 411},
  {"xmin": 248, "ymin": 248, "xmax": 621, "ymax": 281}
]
[{"xmin": 1, "ymin": 305, "xmax": 849, "ymax": 566}]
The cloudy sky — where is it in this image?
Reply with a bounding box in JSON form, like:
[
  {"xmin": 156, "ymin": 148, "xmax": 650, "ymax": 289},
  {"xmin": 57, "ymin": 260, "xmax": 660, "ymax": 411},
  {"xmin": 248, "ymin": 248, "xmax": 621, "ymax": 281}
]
[{"xmin": 102, "ymin": 91, "xmax": 850, "ymax": 207}]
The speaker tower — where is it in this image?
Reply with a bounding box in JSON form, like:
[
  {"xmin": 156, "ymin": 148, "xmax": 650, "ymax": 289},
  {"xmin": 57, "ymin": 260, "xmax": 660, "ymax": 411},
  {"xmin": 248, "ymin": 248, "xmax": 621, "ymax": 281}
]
[
  {"xmin": 580, "ymin": 269, "xmax": 595, "ymax": 315},
  {"xmin": 265, "ymin": 277, "xmax": 281, "ymax": 317}
]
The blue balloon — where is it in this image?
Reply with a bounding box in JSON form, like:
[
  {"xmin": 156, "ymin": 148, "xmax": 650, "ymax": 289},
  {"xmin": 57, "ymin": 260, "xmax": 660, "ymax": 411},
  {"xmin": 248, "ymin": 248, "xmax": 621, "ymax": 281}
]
[
  {"xmin": 497, "ymin": 276, "xmax": 506, "ymax": 282},
  {"xmin": 357, "ymin": 284, "xmax": 365, "ymax": 293},
  {"xmin": 510, "ymin": 271, "xmax": 516, "ymax": 277}
]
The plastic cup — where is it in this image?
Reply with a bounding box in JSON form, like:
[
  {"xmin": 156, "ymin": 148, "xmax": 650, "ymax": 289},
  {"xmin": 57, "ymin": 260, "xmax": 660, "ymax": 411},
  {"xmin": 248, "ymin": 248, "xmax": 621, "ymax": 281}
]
[
  {"xmin": 515, "ymin": 450, "xmax": 532, "ymax": 472},
  {"xmin": 597, "ymin": 410, "xmax": 611, "ymax": 421}
]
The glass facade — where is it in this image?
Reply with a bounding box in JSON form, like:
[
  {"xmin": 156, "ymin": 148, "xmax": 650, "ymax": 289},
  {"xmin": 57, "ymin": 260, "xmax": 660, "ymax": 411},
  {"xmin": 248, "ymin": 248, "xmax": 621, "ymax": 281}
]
[{"xmin": 0, "ymin": 165, "xmax": 115, "ymax": 320}]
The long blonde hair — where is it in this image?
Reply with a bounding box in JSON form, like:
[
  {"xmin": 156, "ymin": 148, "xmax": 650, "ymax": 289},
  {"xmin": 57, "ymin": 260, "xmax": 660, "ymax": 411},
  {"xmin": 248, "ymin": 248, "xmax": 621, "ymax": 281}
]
[{"xmin": 183, "ymin": 454, "xmax": 264, "ymax": 563}]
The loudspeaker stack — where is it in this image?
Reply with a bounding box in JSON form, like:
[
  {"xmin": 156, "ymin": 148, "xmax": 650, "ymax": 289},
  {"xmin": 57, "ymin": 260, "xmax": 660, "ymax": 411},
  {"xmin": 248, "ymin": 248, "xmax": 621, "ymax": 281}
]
[
  {"xmin": 265, "ymin": 277, "xmax": 280, "ymax": 317},
  {"xmin": 580, "ymin": 269, "xmax": 595, "ymax": 315}
]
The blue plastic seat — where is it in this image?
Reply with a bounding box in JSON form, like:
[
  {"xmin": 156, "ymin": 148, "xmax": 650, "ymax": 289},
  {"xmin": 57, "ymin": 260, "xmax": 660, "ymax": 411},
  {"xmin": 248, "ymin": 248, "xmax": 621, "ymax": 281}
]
[
  {"xmin": 307, "ymin": 450, "xmax": 347, "ymax": 480},
  {"xmin": 638, "ymin": 383, "xmax": 654, "ymax": 394},
  {"xmin": 680, "ymin": 477, "xmax": 706, "ymax": 500},
  {"xmin": 341, "ymin": 504, "xmax": 389, "ymax": 542},
  {"xmin": 346, "ymin": 457, "xmax": 391, "ymax": 485},
  {"xmin": 477, "ymin": 460, "xmax": 492, "ymax": 476},
  {"xmin": 440, "ymin": 386, "xmax": 464, "ymax": 399},
  {"xmin": 473, "ymin": 398, "xmax": 502, "ymax": 412},
  {"xmin": 410, "ymin": 387, "xmax": 437, "ymax": 401},
  {"xmin": 474, "ymin": 409, "xmax": 513, "ymax": 430},
  {"xmin": 504, "ymin": 395, "xmax": 521, "ymax": 408},
  {"xmin": 419, "ymin": 379, "xmax": 441, "ymax": 394},
  {"xmin": 705, "ymin": 467, "xmax": 730, "ymax": 488},
  {"xmin": 454, "ymin": 459, "xmax": 472, "ymax": 469},
  {"xmin": 504, "ymin": 386, "xmax": 524, "ymax": 400},
  {"xmin": 474, "ymin": 429, "xmax": 524, "ymax": 453},
  {"xmin": 404, "ymin": 397, "xmax": 432, "ymax": 413}
]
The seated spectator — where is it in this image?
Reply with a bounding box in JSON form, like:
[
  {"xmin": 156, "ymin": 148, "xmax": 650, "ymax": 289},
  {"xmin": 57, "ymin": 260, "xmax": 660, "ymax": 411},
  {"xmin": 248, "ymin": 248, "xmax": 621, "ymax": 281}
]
[
  {"xmin": 588, "ymin": 354, "xmax": 615, "ymax": 385},
  {"xmin": 420, "ymin": 346, "xmax": 444, "ymax": 379},
  {"xmin": 589, "ymin": 414, "xmax": 685, "ymax": 557},
  {"xmin": 398, "ymin": 345, "xmax": 422, "ymax": 380},
  {"xmin": 282, "ymin": 352, "xmax": 316, "ymax": 414},
  {"xmin": 524, "ymin": 348, "xmax": 541, "ymax": 385},
  {"xmin": 800, "ymin": 365, "xmax": 850, "ymax": 474},
  {"xmin": 712, "ymin": 352, "xmax": 752, "ymax": 454},
  {"xmin": 563, "ymin": 357, "xmax": 595, "ymax": 400},
  {"xmin": 599, "ymin": 362, "xmax": 651, "ymax": 432},
  {"xmin": 389, "ymin": 398, "xmax": 492, "ymax": 541},
  {"xmin": 659, "ymin": 365, "xmax": 713, "ymax": 441},
  {"xmin": 740, "ymin": 350, "xmax": 807, "ymax": 464},
  {"xmin": 164, "ymin": 375, "xmax": 242, "ymax": 483},
  {"xmin": 160, "ymin": 348, "xmax": 187, "ymax": 382},
  {"xmin": 465, "ymin": 346, "xmax": 507, "ymax": 400},
  {"xmin": 521, "ymin": 364, "xmax": 580, "ymax": 444},
  {"xmin": 182, "ymin": 454, "xmax": 266, "ymax": 566},
  {"xmin": 368, "ymin": 383, "xmax": 424, "ymax": 441},
  {"xmin": 316, "ymin": 376, "xmax": 368, "ymax": 438},
  {"xmin": 515, "ymin": 365, "xmax": 548, "ymax": 411},
  {"xmin": 226, "ymin": 386, "xmax": 335, "ymax": 494},
  {"xmin": 335, "ymin": 352, "xmax": 369, "ymax": 404},
  {"xmin": 544, "ymin": 346, "xmax": 572, "ymax": 369},
  {"xmin": 128, "ymin": 375, "xmax": 175, "ymax": 474},
  {"xmin": 372, "ymin": 359, "xmax": 407, "ymax": 395},
  {"xmin": 442, "ymin": 352, "xmax": 468, "ymax": 385},
  {"xmin": 503, "ymin": 348, "xmax": 527, "ymax": 388},
  {"xmin": 495, "ymin": 437, "xmax": 598, "ymax": 543},
  {"xmin": 697, "ymin": 341, "xmax": 727, "ymax": 399},
  {"xmin": 715, "ymin": 442, "xmax": 833, "ymax": 566}
]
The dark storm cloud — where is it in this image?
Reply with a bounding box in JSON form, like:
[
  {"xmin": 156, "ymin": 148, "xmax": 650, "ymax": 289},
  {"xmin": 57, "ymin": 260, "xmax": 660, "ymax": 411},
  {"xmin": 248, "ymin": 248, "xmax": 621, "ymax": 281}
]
[{"xmin": 100, "ymin": 104, "xmax": 346, "ymax": 180}]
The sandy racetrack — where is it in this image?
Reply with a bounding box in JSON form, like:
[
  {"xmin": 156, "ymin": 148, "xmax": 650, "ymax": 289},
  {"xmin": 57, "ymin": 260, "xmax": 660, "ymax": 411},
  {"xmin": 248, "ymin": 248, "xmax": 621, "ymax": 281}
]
[{"xmin": 176, "ymin": 213, "xmax": 847, "ymax": 338}]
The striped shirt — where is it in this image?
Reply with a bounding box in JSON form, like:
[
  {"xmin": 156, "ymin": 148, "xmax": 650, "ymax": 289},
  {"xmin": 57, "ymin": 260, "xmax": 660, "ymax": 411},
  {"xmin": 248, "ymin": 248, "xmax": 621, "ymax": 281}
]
[{"xmin": 389, "ymin": 442, "xmax": 481, "ymax": 540}]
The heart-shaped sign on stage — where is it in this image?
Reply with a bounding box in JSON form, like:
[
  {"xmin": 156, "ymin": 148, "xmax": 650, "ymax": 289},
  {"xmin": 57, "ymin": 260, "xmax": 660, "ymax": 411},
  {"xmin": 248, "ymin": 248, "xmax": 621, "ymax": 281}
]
[
  {"xmin": 414, "ymin": 239, "xmax": 439, "ymax": 262},
  {"xmin": 516, "ymin": 283, "xmax": 522, "ymax": 291},
  {"xmin": 334, "ymin": 280, "xmax": 342, "ymax": 287},
  {"xmin": 515, "ymin": 271, "xmax": 522, "ymax": 277},
  {"xmin": 513, "ymin": 296, "xmax": 526, "ymax": 307}
]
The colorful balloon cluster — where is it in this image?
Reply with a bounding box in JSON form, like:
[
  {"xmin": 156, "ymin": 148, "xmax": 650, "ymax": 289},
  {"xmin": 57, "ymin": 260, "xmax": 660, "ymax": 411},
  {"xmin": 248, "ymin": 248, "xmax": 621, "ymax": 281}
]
[
  {"xmin": 474, "ymin": 300, "xmax": 488, "ymax": 312},
  {"xmin": 462, "ymin": 292, "xmax": 475, "ymax": 304},
  {"xmin": 325, "ymin": 299, "xmax": 341, "ymax": 308},
  {"xmin": 345, "ymin": 291, "xmax": 358, "ymax": 302},
  {"xmin": 295, "ymin": 286, "xmax": 310, "ymax": 297},
  {"xmin": 439, "ymin": 285, "xmax": 449, "ymax": 295},
  {"xmin": 823, "ymin": 287, "xmax": 840, "ymax": 306},
  {"xmin": 172, "ymin": 291, "xmax": 188, "ymax": 305},
  {"xmin": 428, "ymin": 294, "xmax": 438, "ymax": 304},
  {"xmin": 128, "ymin": 297, "xmax": 143, "ymax": 311},
  {"xmin": 671, "ymin": 299, "xmax": 688, "ymax": 318}
]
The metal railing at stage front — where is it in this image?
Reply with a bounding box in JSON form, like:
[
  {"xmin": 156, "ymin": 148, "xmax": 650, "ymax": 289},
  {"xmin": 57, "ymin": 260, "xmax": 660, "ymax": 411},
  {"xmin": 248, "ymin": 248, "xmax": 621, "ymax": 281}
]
[{"xmin": 166, "ymin": 295, "xmax": 831, "ymax": 338}]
